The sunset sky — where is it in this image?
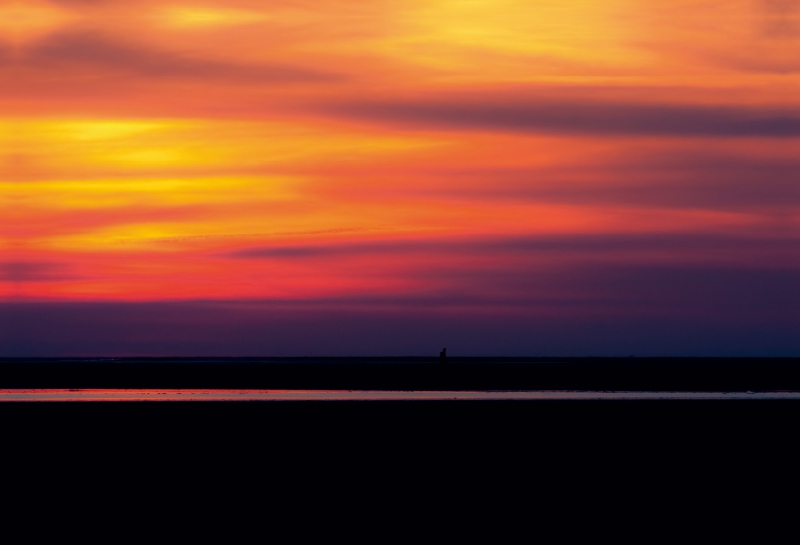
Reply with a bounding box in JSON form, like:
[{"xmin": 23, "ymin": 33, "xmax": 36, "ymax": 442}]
[{"xmin": 1, "ymin": 0, "xmax": 799, "ymax": 355}]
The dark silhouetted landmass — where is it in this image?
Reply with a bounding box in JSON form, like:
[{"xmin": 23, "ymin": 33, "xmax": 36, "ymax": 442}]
[{"xmin": 0, "ymin": 357, "xmax": 798, "ymax": 390}]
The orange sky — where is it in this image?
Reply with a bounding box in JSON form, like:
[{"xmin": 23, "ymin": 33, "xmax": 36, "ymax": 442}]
[{"xmin": 2, "ymin": 0, "xmax": 799, "ymax": 305}]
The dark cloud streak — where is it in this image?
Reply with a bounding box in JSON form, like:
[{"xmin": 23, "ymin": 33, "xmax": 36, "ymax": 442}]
[
  {"xmin": 0, "ymin": 262, "xmax": 72, "ymax": 283},
  {"xmin": 15, "ymin": 32, "xmax": 343, "ymax": 83},
  {"xmin": 331, "ymin": 100, "xmax": 800, "ymax": 137},
  {"xmin": 227, "ymin": 233, "xmax": 800, "ymax": 261}
]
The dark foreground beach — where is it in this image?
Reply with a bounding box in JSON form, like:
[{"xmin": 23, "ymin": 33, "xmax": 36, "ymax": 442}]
[
  {"xmin": 1, "ymin": 356, "xmax": 799, "ymax": 391},
  {"xmin": 5, "ymin": 358, "xmax": 798, "ymax": 519}
]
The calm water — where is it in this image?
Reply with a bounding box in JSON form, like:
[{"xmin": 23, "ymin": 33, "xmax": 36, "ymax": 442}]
[{"xmin": 1, "ymin": 389, "xmax": 800, "ymax": 401}]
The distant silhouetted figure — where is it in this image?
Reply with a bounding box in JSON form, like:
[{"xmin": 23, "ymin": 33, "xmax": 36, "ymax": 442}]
[{"xmin": 440, "ymin": 348, "xmax": 447, "ymax": 363}]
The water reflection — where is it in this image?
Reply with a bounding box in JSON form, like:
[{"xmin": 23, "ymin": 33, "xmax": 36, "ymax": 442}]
[{"xmin": 1, "ymin": 390, "xmax": 799, "ymax": 402}]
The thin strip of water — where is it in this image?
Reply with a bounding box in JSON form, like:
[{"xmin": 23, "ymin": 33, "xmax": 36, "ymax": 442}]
[{"xmin": 2, "ymin": 389, "xmax": 800, "ymax": 401}]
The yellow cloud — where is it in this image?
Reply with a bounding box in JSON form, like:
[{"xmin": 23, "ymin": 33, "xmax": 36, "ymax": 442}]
[
  {"xmin": 5, "ymin": 118, "xmax": 442, "ymax": 174},
  {"xmin": 46, "ymin": 121, "xmax": 168, "ymax": 141},
  {"xmin": 155, "ymin": 6, "xmax": 271, "ymax": 29},
  {"xmin": 380, "ymin": 0, "xmax": 648, "ymax": 78}
]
